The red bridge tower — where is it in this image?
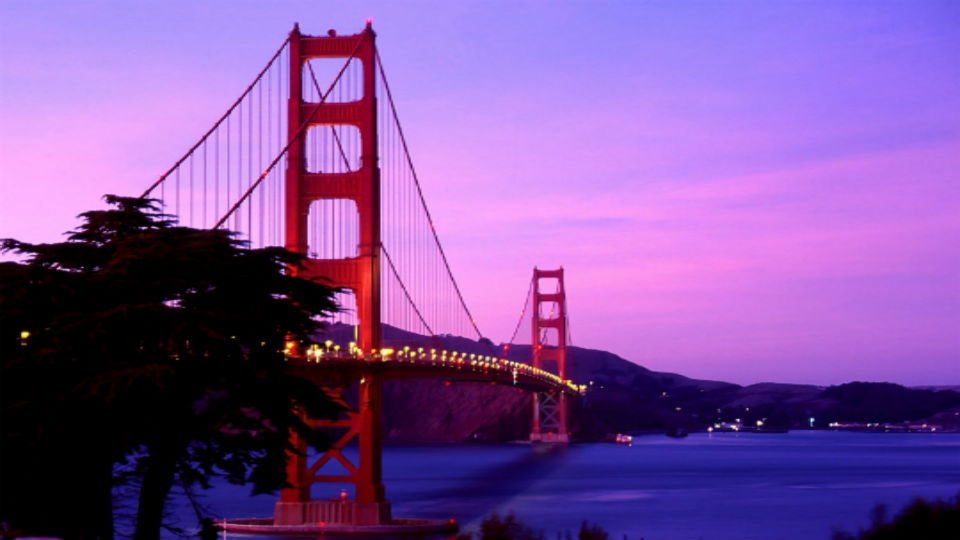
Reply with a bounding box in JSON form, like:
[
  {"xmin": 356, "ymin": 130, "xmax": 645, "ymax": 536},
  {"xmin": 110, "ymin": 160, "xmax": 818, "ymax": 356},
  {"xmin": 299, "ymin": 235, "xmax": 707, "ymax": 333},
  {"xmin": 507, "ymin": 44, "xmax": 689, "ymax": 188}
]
[
  {"xmin": 276, "ymin": 23, "xmax": 390, "ymax": 526},
  {"xmin": 530, "ymin": 267, "xmax": 570, "ymax": 443}
]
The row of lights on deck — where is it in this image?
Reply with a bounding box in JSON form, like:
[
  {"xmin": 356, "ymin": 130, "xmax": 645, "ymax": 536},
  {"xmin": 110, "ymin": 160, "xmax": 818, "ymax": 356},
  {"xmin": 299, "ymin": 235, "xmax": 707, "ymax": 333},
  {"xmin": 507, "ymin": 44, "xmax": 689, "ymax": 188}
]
[{"xmin": 288, "ymin": 340, "xmax": 583, "ymax": 393}]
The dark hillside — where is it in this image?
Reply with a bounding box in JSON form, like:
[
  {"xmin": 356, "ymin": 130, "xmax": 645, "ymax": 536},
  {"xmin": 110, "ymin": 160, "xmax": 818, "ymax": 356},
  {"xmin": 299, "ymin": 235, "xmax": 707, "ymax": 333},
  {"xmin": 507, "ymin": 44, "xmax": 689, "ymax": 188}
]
[
  {"xmin": 317, "ymin": 325, "xmax": 960, "ymax": 440},
  {"xmin": 821, "ymin": 382, "xmax": 960, "ymax": 423}
]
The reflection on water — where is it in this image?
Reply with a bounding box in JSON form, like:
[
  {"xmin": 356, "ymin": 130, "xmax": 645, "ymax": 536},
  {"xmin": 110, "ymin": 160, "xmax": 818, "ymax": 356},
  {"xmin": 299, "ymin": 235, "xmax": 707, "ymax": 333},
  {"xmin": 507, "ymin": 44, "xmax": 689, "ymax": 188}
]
[{"xmin": 151, "ymin": 432, "xmax": 960, "ymax": 540}]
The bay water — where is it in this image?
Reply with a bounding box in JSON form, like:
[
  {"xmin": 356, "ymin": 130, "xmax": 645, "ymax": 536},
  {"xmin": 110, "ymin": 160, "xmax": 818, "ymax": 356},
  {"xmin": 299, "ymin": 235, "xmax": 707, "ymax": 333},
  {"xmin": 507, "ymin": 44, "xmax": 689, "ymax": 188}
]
[{"xmin": 153, "ymin": 431, "xmax": 960, "ymax": 540}]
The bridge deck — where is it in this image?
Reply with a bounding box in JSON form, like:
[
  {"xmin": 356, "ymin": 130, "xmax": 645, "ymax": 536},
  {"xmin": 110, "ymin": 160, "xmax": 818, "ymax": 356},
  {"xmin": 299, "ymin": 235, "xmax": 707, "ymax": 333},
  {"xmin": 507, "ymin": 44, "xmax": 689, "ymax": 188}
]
[{"xmin": 287, "ymin": 348, "xmax": 580, "ymax": 395}]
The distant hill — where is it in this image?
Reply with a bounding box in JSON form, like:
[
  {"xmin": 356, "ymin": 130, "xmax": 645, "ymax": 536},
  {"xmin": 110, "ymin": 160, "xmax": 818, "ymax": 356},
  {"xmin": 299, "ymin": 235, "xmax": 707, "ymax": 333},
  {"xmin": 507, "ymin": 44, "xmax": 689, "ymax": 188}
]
[
  {"xmin": 912, "ymin": 385, "xmax": 960, "ymax": 392},
  {"xmin": 315, "ymin": 324, "xmax": 960, "ymax": 440}
]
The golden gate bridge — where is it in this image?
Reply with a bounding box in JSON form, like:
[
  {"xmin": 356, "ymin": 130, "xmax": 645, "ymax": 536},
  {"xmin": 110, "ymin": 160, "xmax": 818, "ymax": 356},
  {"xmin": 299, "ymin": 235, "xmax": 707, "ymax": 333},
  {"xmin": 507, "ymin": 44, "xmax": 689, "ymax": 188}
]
[{"xmin": 140, "ymin": 22, "xmax": 580, "ymax": 534}]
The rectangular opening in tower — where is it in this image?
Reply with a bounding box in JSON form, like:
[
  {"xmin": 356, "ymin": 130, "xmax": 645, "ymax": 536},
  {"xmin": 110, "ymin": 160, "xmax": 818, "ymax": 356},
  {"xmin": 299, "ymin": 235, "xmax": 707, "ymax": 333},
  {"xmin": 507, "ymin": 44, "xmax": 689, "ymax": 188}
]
[
  {"xmin": 537, "ymin": 276, "xmax": 562, "ymax": 294},
  {"xmin": 305, "ymin": 125, "xmax": 361, "ymax": 173},
  {"xmin": 537, "ymin": 326, "xmax": 560, "ymax": 348},
  {"xmin": 538, "ymin": 301, "xmax": 562, "ymax": 321},
  {"xmin": 307, "ymin": 199, "xmax": 359, "ymax": 259},
  {"xmin": 302, "ymin": 58, "xmax": 364, "ymax": 103}
]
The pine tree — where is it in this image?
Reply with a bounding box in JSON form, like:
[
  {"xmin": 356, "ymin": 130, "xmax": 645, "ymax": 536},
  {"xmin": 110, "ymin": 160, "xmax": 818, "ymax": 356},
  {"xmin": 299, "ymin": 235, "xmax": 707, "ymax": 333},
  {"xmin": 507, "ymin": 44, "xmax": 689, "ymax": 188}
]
[{"xmin": 1, "ymin": 196, "xmax": 340, "ymax": 540}]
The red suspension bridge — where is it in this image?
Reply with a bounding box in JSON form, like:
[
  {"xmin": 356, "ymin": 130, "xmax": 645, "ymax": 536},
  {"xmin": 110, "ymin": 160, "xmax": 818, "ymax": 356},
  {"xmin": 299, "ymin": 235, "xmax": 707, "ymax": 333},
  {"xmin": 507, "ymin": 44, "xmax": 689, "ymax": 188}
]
[{"xmin": 140, "ymin": 22, "xmax": 580, "ymax": 533}]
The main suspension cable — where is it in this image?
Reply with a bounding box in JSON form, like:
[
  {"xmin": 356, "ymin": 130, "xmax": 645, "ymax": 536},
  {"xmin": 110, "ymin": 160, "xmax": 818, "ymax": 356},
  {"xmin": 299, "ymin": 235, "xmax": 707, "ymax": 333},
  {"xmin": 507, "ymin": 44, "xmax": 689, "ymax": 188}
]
[
  {"xmin": 140, "ymin": 36, "xmax": 291, "ymax": 199},
  {"xmin": 381, "ymin": 242, "xmax": 435, "ymax": 337},
  {"xmin": 306, "ymin": 61, "xmax": 351, "ymax": 170},
  {"xmin": 215, "ymin": 32, "xmax": 369, "ymax": 228},
  {"xmin": 503, "ymin": 275, "xmax": 534, "ymax": 357},
  {"xmin": 376, "ymin": 49, "xmax": 488, "ymax": 345}
]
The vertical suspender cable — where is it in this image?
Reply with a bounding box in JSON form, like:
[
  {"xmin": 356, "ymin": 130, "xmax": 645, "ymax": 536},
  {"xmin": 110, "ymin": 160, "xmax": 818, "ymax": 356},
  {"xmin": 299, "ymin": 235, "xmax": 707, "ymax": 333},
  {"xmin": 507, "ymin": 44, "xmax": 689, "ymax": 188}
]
[
  {"xmin": 258, "ymin": 80, "xmax": 264, "ymax": 246},
  {"xmin": 202, "ymin": 141, "xmax": 207, "ymax": 228},
  {"xmin": 225, "ymin": 116, "xmax": 230, "ymax": 230},
  {"xmin": 189, "ymin": 155, "xmax": 194, "ymax": 226}
]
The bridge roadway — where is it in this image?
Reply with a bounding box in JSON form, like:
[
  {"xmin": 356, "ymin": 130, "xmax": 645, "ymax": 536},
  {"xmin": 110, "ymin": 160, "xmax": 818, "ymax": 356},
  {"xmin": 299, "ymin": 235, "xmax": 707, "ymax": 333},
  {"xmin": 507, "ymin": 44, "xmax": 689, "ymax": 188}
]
[{"xmin": 286, "ymin": 344, "xmax": 582, "ymax": 395}]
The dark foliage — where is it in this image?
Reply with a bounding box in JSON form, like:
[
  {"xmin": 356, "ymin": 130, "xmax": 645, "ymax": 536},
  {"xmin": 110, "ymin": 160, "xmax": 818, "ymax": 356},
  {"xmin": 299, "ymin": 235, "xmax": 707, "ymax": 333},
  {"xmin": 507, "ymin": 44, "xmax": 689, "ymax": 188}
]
[
  {"xmin": 479, "ymin": 512, "xmax": 543, "ymax": 540},
  {"xmin": 577, "ymin": 520, "xmax": 609, "ymax": 540},
  {"xmin": 456, "ymin": 512, "xmax": 610, "ymax": 540},
  {"xmin": 454, "ymin": 512, "xmax": 543, "ymax": 540},
  {"xmin": 1, "ymin": 196, "xmax": 340, "ymax": 540},
  {"xmin": 832, "ymin": 492, "xmax": 960, "ymax": 540}
]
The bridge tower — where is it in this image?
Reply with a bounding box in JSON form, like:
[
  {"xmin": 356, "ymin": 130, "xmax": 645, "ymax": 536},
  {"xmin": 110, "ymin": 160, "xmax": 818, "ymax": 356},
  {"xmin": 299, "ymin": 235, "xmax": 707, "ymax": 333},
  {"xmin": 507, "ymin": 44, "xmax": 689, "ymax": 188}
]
[
  {"xmin": 530, "ymin": 267, "xmax": 570, "ymax": 443},
  {"xmin": 276, "ymin": 23, "xmax": 390, "ymax": 525}
]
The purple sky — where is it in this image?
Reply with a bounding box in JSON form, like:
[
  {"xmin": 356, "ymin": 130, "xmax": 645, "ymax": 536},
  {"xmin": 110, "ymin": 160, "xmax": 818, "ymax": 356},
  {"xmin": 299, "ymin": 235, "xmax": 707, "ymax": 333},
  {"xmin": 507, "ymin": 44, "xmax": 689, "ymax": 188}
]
[{"xmin": 2, "ymin": 1, "xmax": 958, "ymax": 386}]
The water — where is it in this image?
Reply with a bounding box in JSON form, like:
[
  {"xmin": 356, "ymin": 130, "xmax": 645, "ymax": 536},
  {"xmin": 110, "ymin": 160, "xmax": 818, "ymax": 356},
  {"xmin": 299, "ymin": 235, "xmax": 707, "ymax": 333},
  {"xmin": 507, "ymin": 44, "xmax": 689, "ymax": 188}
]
[{"xmin": 157, "ymin": 432, "xmax": 960, "ymax": 540}]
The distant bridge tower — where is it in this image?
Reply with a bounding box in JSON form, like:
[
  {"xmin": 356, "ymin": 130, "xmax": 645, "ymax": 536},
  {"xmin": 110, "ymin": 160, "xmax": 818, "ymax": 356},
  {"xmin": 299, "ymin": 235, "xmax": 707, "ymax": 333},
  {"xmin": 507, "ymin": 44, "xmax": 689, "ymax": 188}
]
[
  {"xmin": 530, "ymin": 267, "xmax": 570, "ymax": 443},
  {"xmin": 276, "ymin": 23, "xmax": 390, "ymax": 526}
]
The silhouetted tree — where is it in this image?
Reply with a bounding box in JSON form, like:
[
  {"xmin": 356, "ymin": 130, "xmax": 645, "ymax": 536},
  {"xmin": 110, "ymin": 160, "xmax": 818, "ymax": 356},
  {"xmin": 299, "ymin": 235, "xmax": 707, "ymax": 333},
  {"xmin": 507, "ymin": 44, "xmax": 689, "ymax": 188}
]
[
  {"xmin": 478, "ymin": 512, "xmax": 543, "ymax": 540},
  {"xmin": 577, "ymin": 520, "xmax": 609, "ymax": 540},
  {"xmin": 832, "ymin": 492, "xmax": 960, "ymax": 540},
  {"xmin": 1, "ymin": 196, "xmax": 340, "ymax": 540}
]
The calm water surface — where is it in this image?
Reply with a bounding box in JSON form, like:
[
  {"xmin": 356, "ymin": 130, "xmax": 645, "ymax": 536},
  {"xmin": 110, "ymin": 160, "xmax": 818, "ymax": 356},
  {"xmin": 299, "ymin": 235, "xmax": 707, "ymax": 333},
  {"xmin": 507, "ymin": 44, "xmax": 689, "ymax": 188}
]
[{"xmin": 159, "ymin": 431, "xmax": 960, "ymax": 540}]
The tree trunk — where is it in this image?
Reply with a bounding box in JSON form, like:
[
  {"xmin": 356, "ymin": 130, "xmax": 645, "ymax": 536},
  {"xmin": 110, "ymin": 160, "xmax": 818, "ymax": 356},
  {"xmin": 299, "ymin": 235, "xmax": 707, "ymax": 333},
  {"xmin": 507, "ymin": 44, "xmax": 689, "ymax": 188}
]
[
  {"xmin": 96, "ymin": 455, "xmax": 116, "ymax": 540},
  {"xmin": 133, "ymin": 448, "xmax": 178, "ymax": 540},
  {"xmin": 74, "ymin": 452, "xmax": 117, "ymax": 540}
]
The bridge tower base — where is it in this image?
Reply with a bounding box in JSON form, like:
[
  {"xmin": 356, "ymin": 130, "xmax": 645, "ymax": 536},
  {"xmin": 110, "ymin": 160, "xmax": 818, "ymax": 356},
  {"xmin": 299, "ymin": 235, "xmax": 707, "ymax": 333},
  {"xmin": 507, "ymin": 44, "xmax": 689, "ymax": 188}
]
[{"xmin": 529, "ymin": 267, "xmax": 571, "ymax": 444}]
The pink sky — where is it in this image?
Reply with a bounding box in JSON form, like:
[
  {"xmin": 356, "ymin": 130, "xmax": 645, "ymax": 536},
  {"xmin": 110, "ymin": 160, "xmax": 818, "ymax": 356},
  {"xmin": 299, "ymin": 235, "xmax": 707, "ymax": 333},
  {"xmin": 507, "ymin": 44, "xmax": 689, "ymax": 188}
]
[{"xmin": 2, "ymin": 1, "xmax": 958, "ymax": 386}]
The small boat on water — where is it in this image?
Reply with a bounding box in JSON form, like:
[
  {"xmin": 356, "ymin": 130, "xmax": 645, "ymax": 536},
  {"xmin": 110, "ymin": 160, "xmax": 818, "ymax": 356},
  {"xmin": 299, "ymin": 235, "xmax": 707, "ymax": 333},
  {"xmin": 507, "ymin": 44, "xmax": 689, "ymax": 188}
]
[{"xmin": 605, "ymin": 433, "xmax": 634, "ymax": 445}]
